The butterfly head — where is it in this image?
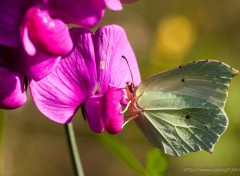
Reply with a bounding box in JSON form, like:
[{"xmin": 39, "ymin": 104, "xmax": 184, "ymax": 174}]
[{"xmin": 126, "ymin": 81, "xmax": 135, "ymax": 94}]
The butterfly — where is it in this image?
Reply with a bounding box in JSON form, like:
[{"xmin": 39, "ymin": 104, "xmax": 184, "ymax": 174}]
[{"xmin": 125, "ymin": 60, "xmax": 238, "ymax": 156}]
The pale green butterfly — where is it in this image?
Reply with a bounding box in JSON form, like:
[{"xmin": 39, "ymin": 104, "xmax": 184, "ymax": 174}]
[{"xmin": 125, "ymin": 60, "xmax": 238, "ymax": 156}]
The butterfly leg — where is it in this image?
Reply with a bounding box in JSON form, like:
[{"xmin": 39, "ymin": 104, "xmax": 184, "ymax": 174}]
[
  {"xmin": 120, "ymin": 100, "xmax": 131, "ymax": 114},
  {"xmin": 122, "ymin": 114, "xmax": 138, "ymax": 129}
]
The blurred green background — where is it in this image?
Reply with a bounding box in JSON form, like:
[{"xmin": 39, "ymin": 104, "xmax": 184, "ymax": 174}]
[{"xmin": 1, "ymin": 0, "xmax": 240, "ymax": 175}]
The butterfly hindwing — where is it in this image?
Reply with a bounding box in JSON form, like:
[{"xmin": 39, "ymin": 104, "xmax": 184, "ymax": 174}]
[
  {"xmin": 134, "ymin": 60, "xmax": 238, "ymax": 156},
  {"xmin": 135, "ymin": 92, "xmax": 227, "ymax": 156}
]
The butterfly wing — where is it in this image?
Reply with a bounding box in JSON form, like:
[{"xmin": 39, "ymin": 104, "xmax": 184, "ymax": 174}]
[{"xmin": 134, "ymin": 60, "xmax": 238, "ymax": 156}]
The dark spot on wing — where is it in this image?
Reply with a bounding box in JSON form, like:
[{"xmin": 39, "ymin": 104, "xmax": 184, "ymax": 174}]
[
  {"xmin": 178, "ymin": 65, "xmax": 183, "ymax": 68},
  {"xmin": 185, "ymin": 114, "xmax": 192, "ymax": 119},
  {"xmin": 204, "ymin": 124, "xmax": 210, "ymax": 129},
  {"xmin": 181, "ymin": 78, "xmax": 185, "ymax": 82}
]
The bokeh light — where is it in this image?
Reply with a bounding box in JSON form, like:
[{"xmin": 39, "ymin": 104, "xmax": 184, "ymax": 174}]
[{"xmin": 151, "ymin": 15, "xmax": 195, "ymax": 68}]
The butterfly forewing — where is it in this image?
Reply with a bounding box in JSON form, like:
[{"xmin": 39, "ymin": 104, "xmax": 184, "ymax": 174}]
[
  {"xmin": 136, "ymin": 60, "xmax": 238, "ymax": 108},
  {"xmin": 134, "ymin": 60, "xmax": 238, "ymax": 156}
]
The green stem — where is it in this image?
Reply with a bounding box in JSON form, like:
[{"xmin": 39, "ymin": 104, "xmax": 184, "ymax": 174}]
[{"xmin": 65, "ymin": 122, "xmax": 84, "ymax": 176}]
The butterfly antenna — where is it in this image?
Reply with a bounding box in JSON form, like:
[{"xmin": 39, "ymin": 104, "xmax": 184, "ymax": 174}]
[{"xmin": 122, "ymin": 55, "xmax": 134, "ymax": 82}]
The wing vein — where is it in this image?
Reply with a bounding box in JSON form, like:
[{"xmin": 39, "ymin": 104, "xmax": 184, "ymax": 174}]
[
  {"xmin": 175, "ymin": 127, "xmax": 195, "ymax": 151},
  {"xmin": 144, "ymin": 113, "xmax": 180, "ymax": 156},
  {"xmin": 187, "ymin": 128, "xmax": 211, "ymax": 150},
  {"xmin": 149, "ymin": 111, "xmax": 218, "ymax": 144}
]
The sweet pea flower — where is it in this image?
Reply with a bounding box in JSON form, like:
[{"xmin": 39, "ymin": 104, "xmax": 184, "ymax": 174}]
[
  {"xmin": 30, "ymin": 25, "xmax": 141, "ymax": 134},
  {"xmin": 0, "ymin": 0, "xmax": 135, "ymax": 55},
  {"xmin": 1, "ymin": 41, "xmax": 67, "ymax": 109},
  {"xmin": 0, "ymin": 0, "xmax": 136, "ymax": 79},
  {"xmin": 0, "ymin": 0, "xmax": 135, "ymax": 109}
]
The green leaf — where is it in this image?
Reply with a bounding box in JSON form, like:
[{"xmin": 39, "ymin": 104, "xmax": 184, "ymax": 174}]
[
  {"xmin": 98, "ymin": 133, "xmax": 145, "ymax": 175},
  {"xmin": 134, "ymin": 60, "xmax": 239, "ymax": 156},
  {"xmin": 145, "ymin": 148, "xmax": 167, "ymax": 176}
]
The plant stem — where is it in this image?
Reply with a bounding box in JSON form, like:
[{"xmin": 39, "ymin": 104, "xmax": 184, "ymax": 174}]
[{"xmin": 65, "ymin": 122, "xmax": 84, "ymax": 176}]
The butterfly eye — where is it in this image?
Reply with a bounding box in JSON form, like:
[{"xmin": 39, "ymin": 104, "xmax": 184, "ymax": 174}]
[{"xmin": 126, "ymin": 82, "xmax": 135, "ymax": 93}]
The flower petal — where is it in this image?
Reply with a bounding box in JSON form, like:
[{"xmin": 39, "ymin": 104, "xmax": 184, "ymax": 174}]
[
  {"xmin": 19, "ymin": 51, "xmax": 61, "ymax": 81},
  {"xmin": 103, "ymin": 86, "xmax": 124, "ymax": 134},
  {"xmin": 0, "ymin": 67, "xmax": 26, "ymax": 109},
  {"xmin": 84, "ymin": 86, "xmax": 124, "ymax": 134},
  {"xmin": 0, "ymin": 45, "xmax": 60, "ymax": 81},
  {"xmin": 84, "ymin": 94, "xmax": 105, "ymax": 133},
  {"xmin": 42, "ymin": 0, "xmax": 106, "ymax": 28},
  {"xmin": 0, "ymin": 0, "xmax": 33, "ymax": 47},
  {"xmin": 94, "ymin": 24, "xmax": 141, "ymax": 93},
  {"xmin": 30, "ymin": 28, "xmax": 97, "ymax": 123},
  {"xmin": 105, "ymin": 0, "xmax": 123, "ymax": 11},
  {"xmin": 20, "ymin": 7, "xmax": 73, "ymax": 56},
  {"xmin": 21, "ymin": 26, "xmax": 36, "ymax": 56}
]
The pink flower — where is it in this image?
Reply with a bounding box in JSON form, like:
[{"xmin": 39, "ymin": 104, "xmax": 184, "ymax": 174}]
[
  {"xmin": 30, "ymin": 25, "xmax": 141, "ymax": 134},
  {"xmin": 0, "ymin": 0, "xmax": 135, "ymax": 109},
  {"xmin": 0, "ymin": 0, "xmax": 135, "ymax": 56}
]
